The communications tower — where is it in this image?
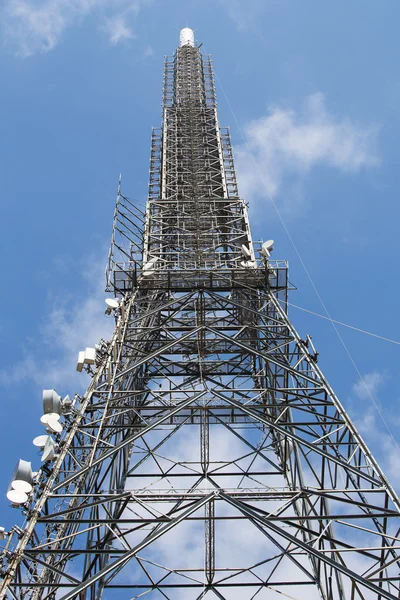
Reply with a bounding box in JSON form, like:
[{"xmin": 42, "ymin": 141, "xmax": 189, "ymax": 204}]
[{"xmin": 1, "ymin": 28, "xmax": 400, "ymax": 600}]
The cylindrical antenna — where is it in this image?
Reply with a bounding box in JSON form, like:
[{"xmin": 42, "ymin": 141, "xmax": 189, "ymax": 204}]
[{"xmin": 179, "ymin": 28, "xmax": 195, "ymax": 47}]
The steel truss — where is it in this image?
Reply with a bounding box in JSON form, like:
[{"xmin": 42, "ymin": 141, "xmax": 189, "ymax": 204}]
[{"xmin": 1, "ymin": 35, "xmax": 400, "ymax": 600}]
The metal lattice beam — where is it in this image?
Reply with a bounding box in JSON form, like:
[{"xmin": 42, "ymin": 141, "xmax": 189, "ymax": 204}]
[{"xmin": 1, "ymin": 29, "xmax": 400, "ymax": 600}]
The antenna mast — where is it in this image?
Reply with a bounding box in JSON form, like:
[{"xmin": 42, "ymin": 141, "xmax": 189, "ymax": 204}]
[{"xmin": 1, "ymin": 29, "xmax": 400, "ymax": 600}]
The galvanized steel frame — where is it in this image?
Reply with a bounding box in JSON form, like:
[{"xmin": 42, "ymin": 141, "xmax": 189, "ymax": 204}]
[{"xmin": 1, "ymin": 40, "xmax": 400, "ymax": 600}]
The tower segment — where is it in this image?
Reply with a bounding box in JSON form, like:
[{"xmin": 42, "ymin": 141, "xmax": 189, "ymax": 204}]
[{"xmin": 1, "ymin": 29, "xmax": 400, "ymax": 600}]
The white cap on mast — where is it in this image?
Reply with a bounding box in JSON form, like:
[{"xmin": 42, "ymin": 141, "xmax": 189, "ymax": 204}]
[{"xmin": 180, "ymin": 28, "xmax": 195, "ymax": 47}]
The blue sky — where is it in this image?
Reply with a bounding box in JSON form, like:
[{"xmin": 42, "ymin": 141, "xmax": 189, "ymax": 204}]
[{"xmin": 1, "ymin": 0, "xmax": 400, "ymax": 532}]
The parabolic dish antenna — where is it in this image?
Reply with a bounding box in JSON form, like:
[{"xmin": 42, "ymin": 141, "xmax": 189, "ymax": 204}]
[
  {"xmin": 33, "ymin": 435, "xmax": 49, "ymax": 448},
  {"xmin": 10, "ymin": 479, "xmax": 33, "ymax": 494},
  {"xmin": 263, "ymin": 239, "xmax": 274, "ymax": 250},
  {"xmin": 143, "ymin": 257, "xmax": 160, "ymax": 270},
  {"xmin": 261, "ymin": 240, "xmax": 274, "ymax": 258},
  {"xmin": 42, "ymin": 446, "xmax": 56, "ymax": 462},
  {"xmin": 7, "ymin": 490, "xmax": 28, "ymax": 504},
  {"xmin": 105, "ymin": 298, "xmax": 119, "ymax": 309},
  {"xmin": 241, "ymin": 244, "xmax": 251, "ymax": 257},
  {"xmin": 40, "ymin": 413, "xmax": 61, "ymax": 425},
  {"xmin": 42, "ymin": 438, "xmax": 57, "ymax": 462},
  {"xmin": 240, "ymin": 261, "xmax": 255, "ymax": 268},
  {"xmin": 47, "ymin": 419, "xmax": 63, "ymax": 434}
]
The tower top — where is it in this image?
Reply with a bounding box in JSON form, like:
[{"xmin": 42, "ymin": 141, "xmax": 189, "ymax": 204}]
[{"xmin": 179, "ymin": 27, "xmax": 195, "ymax": 47}]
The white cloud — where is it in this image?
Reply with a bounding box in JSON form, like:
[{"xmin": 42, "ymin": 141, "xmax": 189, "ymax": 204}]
[
  {"xmin": 1, "ymin": 0, "xmax": 142, "ymax": 56},
  {"xmin": 350, "ymin": 371, "xmax": 400, "ymax": 492},
  {"xmin": 104, "ymin": 13, "xmax": 135, "ymax": 45},
  {"xmin": 0, "ymin": 252, "xmax": 114, "ymax": 391},
  {"xmin": 3, "ymin": 0, "xmax": 70, "ymax": 55},
  {"xmin": 142, "ymin": 43, "xmax": 154, "ymax": 57},
  {"xmin": 217, "ymin": 0, "xmax": 266, "ymax": 31},
  {"xmin": 352, "ymin": 370, "xmax": 385, "ymax": 401},
  {"xmin": 235, "ymin": 93, "xmax": 379, "ymax": 208},
  {"xmin": 355, "ymin": 404, "xmax": 400, "ymax": 490}
]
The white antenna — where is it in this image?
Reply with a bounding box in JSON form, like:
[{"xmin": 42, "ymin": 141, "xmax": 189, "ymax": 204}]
[
  {"xmin": 143, "ymin": 256, "xmax": 161, "ymax": 276},
  {"xmin": 240, "ymin": 260, "xmax": 256, "ymax": 269},
  {"xmin": 42, "ymin": 390, "xmax": 62, "ymax": 419},
  {"xmin": 105, "ymin": 298, "xmax": 119, "ymax": 309},
  {"xmin": 261, "ymin": 239, "xmax": 274, "ymax": 259},
  {"xmin": 6, "ymin": 490, "xmax": 28, "ymax": 505},
  {"xmin": 76, "ymin": 351, "xmax": 85, "ymax": 373},
  {"xmin": 84, "ymin": 348, "xmax": 96, "ymax": 364},
  {"xmin": 76, "ymin": 347, "xmax": 97, "ymax": 372},
  {"xmin": 180, "ymin": 28, "xmax": 195, "ymax": 47},
  {"xmin": 63, "ymin": 395, "xmax": 72, "ymax": 410},
  {"xmin": 7, "ymin": 460, "xmax": 33, "ymax": 505},
  {"xmin": 143, "ymin": 256, "xmax": 160, "ymax": 270},
  {"xmin": 105, "ymin": 297, "xmax": 119, "ymax": 315},
  {"xmin": 241, "ymin": 244, "xmax": 251, "ymax": 258},
  {"xmin": 46, "ymin": 419, "xmax": 63, "ymax": 434},
  {"xmin": 9, "ymin": 460, "xmax": 33, "ymax": 493},
  {"xmin": 33, "ymin": 435, "xmax": 50, "ymax": 448},
  {"xmin": 41, "ymin": 437, "xmax": 58, "ymax": 462}
]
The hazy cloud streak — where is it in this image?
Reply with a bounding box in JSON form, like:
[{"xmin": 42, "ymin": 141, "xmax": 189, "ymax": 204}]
[
  {"xmin": 2, "ymin": 0, "xmax": 141, "ymax": 56},
  {"xmin": 235, "ymin": 93, "xmax": 379, "ymax": 209},
  {"xmin": 0, "ymin": 252, "xmax": 113, "ymax": 391}
]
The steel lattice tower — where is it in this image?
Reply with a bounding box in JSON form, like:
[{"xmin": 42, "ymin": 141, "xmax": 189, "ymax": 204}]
[{"xmin": 2, "ymin": 28, "xmax": 400, "ymax": 600}]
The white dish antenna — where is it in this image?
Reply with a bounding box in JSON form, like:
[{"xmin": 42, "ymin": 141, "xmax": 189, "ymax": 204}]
[
  {"xmin": 9, "ymin": 459, "xmax": 33, "ymax": 494},
  {"xmin": 6, "ymin": 489, "xmax": 28, "ymax": 505},
  {"xmin": 105, "ymin": 298, "xmax": 119, "ymax": 309},
  {"xmin": 240, "ymin": 261, "xmax": 256, "ymax": 269},
  {"xmin": 261, "ymin": 240, "xmax": 274, "ymax": 258},
  {"xmin": 241, "ymin": 245, "xmax": 251, "ymax": 258},
  {"xmin": 11, "ymin": 480, "xmax": 32, "ymax": 493},
  {"xmin": 47, "ymin": 419, "xmax": 63, "ymax": 434},
  {"xmin": 143, "ymin": 257, "xmax": 160, "ymax": 271},
  {"xmin": 33, "ymin": 435, "xmax": 50, "ymax": 448},
  {"xmin": 42, "ymin": 437, "xmax": 58, "ymax": 462},
  {"xmin": 40, "ymin": 413, "xmax": 60, "ymax": 425}
]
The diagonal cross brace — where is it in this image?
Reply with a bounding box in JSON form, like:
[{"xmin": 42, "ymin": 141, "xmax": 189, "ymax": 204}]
[
  {"xmin": 214, "ymin": 390, "xmax": 381, "ymax": 486},
  {"xmin": 52, "ymin": 391, "xmax": 207, "ymax": 492},
  {"xmin": 57, "ymin": 492, "xmax": 216, "ymax": 600},
  {"xmin": 220, "ymin": 492, "xmax": 400, "ymax": 600},
  {"xmin": 112, "ymin": 326, "xmax": 204, "ymax": 383},
  {"xmin": 206, "ymin": 326, "xmax": 320, "ymax": 386}
]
